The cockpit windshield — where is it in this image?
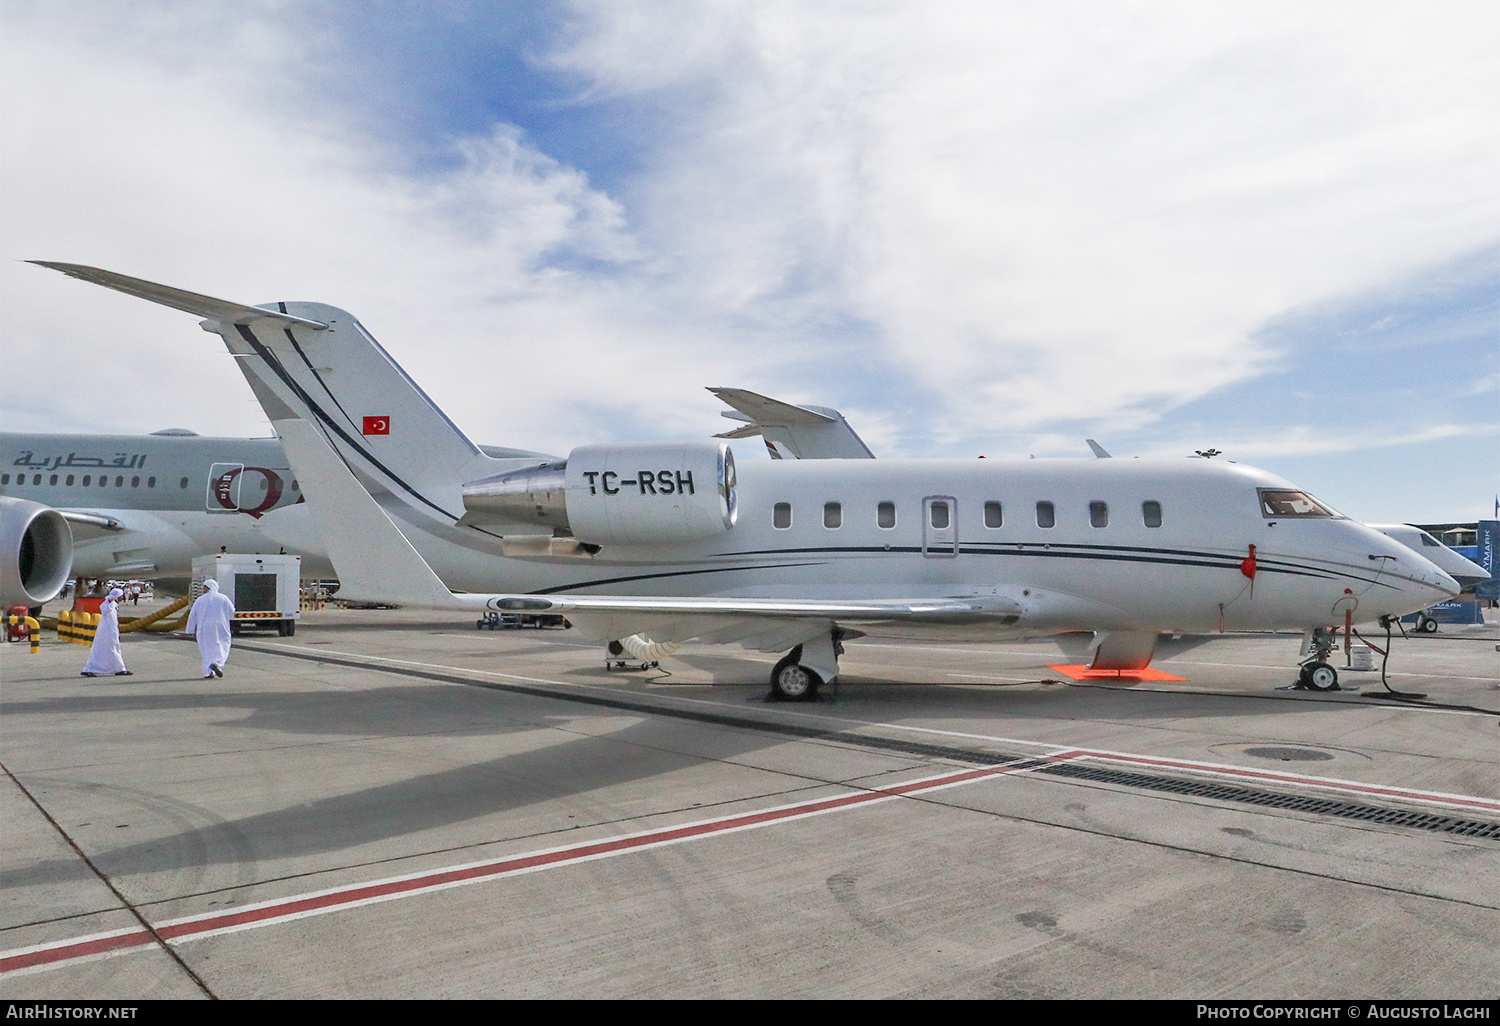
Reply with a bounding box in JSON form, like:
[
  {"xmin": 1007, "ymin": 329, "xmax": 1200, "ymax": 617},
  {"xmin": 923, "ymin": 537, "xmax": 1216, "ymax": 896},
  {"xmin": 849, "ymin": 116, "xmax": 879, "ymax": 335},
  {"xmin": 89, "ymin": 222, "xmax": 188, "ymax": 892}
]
[{"xmin": 1257, "ymin": 489, "xmax": 1341, "ymax": 519}]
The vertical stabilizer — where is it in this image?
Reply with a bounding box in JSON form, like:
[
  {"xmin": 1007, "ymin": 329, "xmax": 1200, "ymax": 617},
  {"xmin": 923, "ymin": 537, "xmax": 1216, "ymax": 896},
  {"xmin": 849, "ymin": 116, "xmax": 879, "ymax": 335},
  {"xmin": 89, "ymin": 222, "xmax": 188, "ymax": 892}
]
[
  {"xmin": 29, "ymin": 262, "xmax": 522, "ymax": 534},
  {"xmin": 211, "ymin": 304, "xmax": 488, "ymax": 526}
]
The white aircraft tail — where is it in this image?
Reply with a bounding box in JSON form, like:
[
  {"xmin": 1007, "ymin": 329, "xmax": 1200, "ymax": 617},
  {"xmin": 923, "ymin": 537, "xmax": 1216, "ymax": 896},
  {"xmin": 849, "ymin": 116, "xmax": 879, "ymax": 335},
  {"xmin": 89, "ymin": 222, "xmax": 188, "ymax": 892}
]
[
  {"xmin": 271, "ymin": 418, "xmax": 460, "ymax": 607},
  {"xmin": 31, "ymin": 263, "xmax": 535, "ymax": 533}
]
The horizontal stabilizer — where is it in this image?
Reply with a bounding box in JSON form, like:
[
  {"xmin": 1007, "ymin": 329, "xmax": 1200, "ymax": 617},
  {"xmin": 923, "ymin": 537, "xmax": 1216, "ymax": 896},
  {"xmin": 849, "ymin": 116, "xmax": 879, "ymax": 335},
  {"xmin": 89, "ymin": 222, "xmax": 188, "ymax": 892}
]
[{"xmin": 28, "ymin": 262, "xmax": 328, "ymax": 330}]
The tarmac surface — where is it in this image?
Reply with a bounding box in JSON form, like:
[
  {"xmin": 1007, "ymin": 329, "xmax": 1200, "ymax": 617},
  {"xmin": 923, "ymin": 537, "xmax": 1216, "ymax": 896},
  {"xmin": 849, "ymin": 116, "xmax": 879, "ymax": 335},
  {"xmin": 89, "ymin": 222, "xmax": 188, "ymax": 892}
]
[{"xmin": 2, "ymin": 604, "xmax": 1497, "ymax": 999}]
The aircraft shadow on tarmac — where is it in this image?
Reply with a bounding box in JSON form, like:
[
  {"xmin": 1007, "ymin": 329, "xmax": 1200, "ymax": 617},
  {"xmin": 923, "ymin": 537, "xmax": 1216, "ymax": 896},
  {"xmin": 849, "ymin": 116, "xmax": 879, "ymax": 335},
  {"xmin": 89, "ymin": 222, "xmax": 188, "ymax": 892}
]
[{"xmin": 1, "ymin": 661, "xmax": 1369, "ymax": 895}]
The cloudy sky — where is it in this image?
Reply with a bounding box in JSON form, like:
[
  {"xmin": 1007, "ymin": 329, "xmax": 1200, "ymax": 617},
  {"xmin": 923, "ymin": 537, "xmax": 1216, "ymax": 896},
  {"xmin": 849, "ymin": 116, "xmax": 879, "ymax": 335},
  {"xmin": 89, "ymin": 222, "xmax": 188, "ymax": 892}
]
[{"xmin": 2, "ymin": 1, "xmax": 1496, "ymax": 523}]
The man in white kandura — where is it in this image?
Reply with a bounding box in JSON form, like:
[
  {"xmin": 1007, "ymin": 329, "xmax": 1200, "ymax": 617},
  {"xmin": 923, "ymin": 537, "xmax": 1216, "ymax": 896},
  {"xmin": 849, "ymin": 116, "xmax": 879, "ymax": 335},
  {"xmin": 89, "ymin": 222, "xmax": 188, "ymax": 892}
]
[
  {"xmin": 80, "ymin": 588, "xmax": 132, "ymax": 677},
  {"xmin": 186, "ymin": 579, "xmax": 235, "ymax": 679}
]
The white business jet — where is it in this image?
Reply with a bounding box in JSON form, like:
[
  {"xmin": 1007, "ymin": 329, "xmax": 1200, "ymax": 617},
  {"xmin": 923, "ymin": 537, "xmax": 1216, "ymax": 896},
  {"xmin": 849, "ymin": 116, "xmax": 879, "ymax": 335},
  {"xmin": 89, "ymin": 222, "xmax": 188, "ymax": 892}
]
[{"xmin": 33, "ymin": 262, "xmax": 1459, "ymax": 698}]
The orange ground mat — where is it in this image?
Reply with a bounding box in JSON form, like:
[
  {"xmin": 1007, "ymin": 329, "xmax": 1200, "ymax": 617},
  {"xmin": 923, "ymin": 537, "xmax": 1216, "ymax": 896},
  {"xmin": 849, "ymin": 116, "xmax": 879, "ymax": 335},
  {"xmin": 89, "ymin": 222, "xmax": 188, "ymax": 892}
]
[{"xmin": 1047, "ymin": 664, "xmax": 1189, "ymax": 682}]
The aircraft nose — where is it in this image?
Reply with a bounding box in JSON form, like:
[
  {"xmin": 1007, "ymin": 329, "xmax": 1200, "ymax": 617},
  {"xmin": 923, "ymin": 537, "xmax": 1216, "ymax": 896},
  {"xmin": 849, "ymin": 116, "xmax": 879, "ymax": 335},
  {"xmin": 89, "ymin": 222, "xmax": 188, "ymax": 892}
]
[{"xmin": 1403, "ymin": 563, "xmax": 1460, "ymax": 606}]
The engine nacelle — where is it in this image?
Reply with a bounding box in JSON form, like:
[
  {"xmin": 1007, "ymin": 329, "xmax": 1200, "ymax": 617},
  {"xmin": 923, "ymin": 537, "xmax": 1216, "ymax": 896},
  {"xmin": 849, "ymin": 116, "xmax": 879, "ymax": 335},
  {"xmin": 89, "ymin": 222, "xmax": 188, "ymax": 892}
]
[
  {"xmin": 0, "ymin": 497, "xmax": 74, "ymax": 606},
  {"xmin": 462, "ymin": 441, "xmax": 737, "ymax": 546},
  {"xmin": 565, "ymin": 441, "xmax": 737, "ymax": 545}
]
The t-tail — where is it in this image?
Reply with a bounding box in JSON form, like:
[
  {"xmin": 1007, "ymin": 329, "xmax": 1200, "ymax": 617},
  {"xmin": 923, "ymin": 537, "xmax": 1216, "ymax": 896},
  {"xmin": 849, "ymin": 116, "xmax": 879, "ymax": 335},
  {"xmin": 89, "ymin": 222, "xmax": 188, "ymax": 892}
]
[{"xmin": 29, "ymin": 262, "xmax": 545, "ymax": 539}]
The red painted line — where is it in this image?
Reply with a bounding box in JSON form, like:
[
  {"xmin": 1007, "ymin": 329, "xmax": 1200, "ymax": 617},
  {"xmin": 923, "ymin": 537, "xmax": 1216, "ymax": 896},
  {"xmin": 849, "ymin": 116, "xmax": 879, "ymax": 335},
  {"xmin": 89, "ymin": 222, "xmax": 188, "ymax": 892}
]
[
  {"xmin": 0, "ymin": 930, "xmax": 151, "ymax": 974},
  {"xmin": 2, "ymin": 758, "xmax": 1055, "ymax": 977}
]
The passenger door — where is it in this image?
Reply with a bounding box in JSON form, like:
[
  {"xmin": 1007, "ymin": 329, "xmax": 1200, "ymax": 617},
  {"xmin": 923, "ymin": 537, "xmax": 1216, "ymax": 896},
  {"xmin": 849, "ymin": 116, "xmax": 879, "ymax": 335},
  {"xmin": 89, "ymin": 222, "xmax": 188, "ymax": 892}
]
[
  {"xmin": 923, "ymin": 495, "xmax": 957, "ymax": 557},
  {"xmin": 206, "ymin": 463, "xmax": 243, "ymax": 513}
]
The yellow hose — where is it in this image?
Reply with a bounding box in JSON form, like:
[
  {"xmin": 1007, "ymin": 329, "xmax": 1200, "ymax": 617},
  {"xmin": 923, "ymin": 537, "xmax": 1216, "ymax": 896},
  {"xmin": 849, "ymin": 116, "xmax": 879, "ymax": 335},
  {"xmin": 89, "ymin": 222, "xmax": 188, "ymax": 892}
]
[{"xmin": 119, "ymin": 594, "xmax": 191, "ymax": 633}]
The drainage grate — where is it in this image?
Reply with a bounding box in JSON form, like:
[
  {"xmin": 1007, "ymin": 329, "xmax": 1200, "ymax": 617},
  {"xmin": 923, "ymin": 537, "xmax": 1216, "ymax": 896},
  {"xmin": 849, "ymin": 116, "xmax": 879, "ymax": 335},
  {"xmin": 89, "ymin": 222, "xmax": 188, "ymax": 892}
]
[
  {"xmin": 1038, "ymin": 762, "xmax": 1500, "ymax": 839},
  {"xmin": 1243, "ymin": 746, "xmax": 1334, "ymax": 762}
]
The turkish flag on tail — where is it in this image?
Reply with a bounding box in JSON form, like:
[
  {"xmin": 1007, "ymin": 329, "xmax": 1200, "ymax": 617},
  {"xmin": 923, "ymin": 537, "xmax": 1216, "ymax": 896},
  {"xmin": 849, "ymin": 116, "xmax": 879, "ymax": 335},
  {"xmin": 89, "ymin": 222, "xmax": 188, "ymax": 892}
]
[{"xmin": 362, "ymin": 416, "xmax": 390, "ymax": 435}]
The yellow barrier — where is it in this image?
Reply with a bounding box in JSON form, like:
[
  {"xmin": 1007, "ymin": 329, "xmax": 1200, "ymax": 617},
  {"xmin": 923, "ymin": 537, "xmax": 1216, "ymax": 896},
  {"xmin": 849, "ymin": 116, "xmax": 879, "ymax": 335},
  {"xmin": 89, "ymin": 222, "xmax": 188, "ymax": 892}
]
[
  {"xmin": 5, "ymin": 615, "xmax": 42, "ymax": 654},
  {"xmin": 57, "ymin": 610, "xmax": 99, "ymax": 646}
]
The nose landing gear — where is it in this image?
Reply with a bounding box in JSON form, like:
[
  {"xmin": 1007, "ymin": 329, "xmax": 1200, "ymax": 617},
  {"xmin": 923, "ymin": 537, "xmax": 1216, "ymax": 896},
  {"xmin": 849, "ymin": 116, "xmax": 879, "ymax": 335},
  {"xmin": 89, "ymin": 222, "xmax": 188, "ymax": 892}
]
[{"xmin": 1296, "ymin": 627, "xmax": 1340, "ymax": 692}]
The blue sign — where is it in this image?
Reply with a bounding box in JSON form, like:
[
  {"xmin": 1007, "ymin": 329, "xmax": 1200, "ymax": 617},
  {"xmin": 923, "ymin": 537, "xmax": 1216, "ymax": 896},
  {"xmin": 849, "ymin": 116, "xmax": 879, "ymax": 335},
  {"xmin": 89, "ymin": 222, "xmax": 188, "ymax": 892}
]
[{"xmin": 1478, "ymin": 520, "xmax": 1498, "ymax": 601}]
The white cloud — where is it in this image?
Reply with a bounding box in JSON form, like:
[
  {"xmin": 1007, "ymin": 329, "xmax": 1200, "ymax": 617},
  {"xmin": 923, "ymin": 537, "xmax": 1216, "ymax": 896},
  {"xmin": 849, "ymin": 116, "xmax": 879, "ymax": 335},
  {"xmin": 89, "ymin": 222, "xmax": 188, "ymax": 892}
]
[
  {"xmin": 0, "ymin": 6, "xmax": 724, "ymax": 451},
  {"xmin": 3, "ymin": 2, "xmax": 1496, "ymax": 466},
  {"xmin": 555, "ymin": 1, "xmax": 1500, "ymax": 441}
]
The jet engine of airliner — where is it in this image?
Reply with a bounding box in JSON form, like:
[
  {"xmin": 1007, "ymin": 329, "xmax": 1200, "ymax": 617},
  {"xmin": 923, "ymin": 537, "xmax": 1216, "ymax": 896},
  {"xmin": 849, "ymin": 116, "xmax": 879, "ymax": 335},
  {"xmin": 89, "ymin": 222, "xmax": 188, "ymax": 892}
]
[
  {"xmin": 0, "ymin": 496, "xmax": 74, "ymax": 606},
  {"xmin": 462, "ymin": 441, "xmax": 738, "ymax": 546}
]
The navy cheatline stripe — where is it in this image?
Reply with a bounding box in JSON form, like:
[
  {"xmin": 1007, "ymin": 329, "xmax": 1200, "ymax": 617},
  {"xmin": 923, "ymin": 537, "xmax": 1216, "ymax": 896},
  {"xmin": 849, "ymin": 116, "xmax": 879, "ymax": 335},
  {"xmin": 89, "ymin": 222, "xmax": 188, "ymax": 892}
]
[
  {"xmin": 530, "ymin": 562, "xmax": 827, "ymax": 595},
  {"xmin": 957, "ymin": 545, "xmax": 1341, "ymax": 581},
  {"xmin": 280, "ymin": 323, "xmax": 361, "ymax": 438},
  {"xmin": 235, "ymin": 324, "xmax": 464, "ymax": 524},
  {"xmin": 349, "ymin": 316, "xmax": 481, "ymax": 457},
  {"xmin": 714, "ymin": 543, "xmax": 1345, "ymax": 582}
]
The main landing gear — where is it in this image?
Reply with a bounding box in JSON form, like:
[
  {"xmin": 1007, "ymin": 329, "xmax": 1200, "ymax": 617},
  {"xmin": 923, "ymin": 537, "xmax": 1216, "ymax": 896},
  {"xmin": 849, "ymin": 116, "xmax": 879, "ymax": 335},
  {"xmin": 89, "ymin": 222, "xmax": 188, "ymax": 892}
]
[
  {"xmin": 768, "ymin": 630, "xmax": 845, "ymax": 701},
  {"xmin": 1296, "ymin": 626, "xmax": 1339, "ymax": 692}
]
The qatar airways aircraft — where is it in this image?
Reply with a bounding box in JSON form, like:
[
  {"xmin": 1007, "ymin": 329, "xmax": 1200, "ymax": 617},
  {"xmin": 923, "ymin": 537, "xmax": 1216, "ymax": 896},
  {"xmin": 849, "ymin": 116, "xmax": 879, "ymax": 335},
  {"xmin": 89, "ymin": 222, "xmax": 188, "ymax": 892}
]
[
  {"xmin": 32, "ymin": 262, "xmax": 1460, "ymax": 699},
  {"xmin": 0, "ymin": 431, "xmax": 549, "ymax": 607}
]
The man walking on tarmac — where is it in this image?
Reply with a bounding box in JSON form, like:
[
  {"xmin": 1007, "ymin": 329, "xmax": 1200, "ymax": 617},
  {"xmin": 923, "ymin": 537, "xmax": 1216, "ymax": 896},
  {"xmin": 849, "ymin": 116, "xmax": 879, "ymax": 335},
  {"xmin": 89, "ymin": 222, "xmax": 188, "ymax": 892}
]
[
  {"xmin": 186, "ymin": 579, "xmax": 235, "ymax": 679},
  {"xmin": 80, "ymin": 588, "xmax": 131, "ymax": 677}
]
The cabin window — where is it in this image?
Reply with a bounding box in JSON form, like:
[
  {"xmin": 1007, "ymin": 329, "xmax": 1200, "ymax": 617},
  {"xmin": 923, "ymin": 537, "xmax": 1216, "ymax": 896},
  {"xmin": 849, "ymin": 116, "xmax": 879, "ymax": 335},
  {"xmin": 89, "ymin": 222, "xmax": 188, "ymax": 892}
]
[
  {"xmin": 824, "ymin": 502, "xmax": 842, "ymax": 529},
  {"xmin": 115, "ymin": 476, "xmax": 123, "ymax": 487},
  {"xmin": 131, "ymin": 476, "xmax": 140, "ymax": 488},
  {"xmin": 929, "ymin": 500, "xmax": 950, "ymax": 530},
  {"xmin": 773, "ymin": 502, "xmax": 792, "ymax": 529},
  {"xmin": 180, "ymin": 477, "xmax": 189, "ymax": 489},
  {"xmin": 1, "ymin": 474, "xmax": 8, "ymax": 484},
  {"xmin": 984, "ymin": 501, "xmax": 1003, "ymax": 528},
  {"xmin": 65, "ymin": 475, "xmax": 74, "ymax": 486},
  {"xmin": 98, "ymin": 477, "xmax": 107, "ymax": 488},
  {"xmin": 1142, "ymin": 501, "xmax": 1162, "ymax": 528},
  {"xmin": 82, "ymin": 475, "xmax": 91, "ymax": 486},
  {"xmin": 1089, "ymin": 501, "xmax": 1108, "ymax": 528},
  {"xmin": 49, "ymin": 474, "xmax": 58, "ymax": 486},
  {"xmin": 877, "ymin": 501, "xmax": 896, "ymax": 529},
  {"xmin": 33, "ymin": 474, "xmax": 41, "ymax": 485},
  {"xmin": 1035, "ymin": 501, "xmax": 1055, "ymax": 528},
  {"xmin": 148, "ymin": 477, "xmax": 156, "ymax": 488},
  {"xmin": 1258, "ymin": 488, "xmax": 1339, "ymax": 518}
]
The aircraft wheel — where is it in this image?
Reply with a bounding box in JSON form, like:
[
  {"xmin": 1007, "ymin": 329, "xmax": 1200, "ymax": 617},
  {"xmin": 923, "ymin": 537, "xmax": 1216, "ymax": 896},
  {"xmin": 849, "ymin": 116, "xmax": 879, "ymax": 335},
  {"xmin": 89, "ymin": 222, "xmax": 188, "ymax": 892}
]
[
  {"xmin": 770, "ymin": 654, "xmax": 821, "ymax": 701},
  {"xmin": 1305, "ymin": 662, "xmax": 1339, "ymax": 692},
  {"xmin": 1418, "ymin": 616, "xmax": 1439, "ymax": 634}
]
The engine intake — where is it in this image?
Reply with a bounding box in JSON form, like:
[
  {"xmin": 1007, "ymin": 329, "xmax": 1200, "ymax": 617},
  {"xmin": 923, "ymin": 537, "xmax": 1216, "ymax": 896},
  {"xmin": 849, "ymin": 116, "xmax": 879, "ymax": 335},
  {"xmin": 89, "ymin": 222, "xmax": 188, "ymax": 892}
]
[{"xmin": 0, "ymin": 497, "xmax": 74, "ymax": 606}]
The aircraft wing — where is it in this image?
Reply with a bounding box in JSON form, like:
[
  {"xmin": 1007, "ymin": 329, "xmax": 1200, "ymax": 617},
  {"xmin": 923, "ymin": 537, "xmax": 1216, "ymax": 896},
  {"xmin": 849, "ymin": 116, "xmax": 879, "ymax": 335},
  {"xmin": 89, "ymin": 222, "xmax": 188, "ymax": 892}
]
[
  {"xmin": 708, "ymin": 387, "xmax": 876, "ymax": 459},
  {"xmin": 274, "ymin": 417, "xmax": 1014, "ymax": 646}
]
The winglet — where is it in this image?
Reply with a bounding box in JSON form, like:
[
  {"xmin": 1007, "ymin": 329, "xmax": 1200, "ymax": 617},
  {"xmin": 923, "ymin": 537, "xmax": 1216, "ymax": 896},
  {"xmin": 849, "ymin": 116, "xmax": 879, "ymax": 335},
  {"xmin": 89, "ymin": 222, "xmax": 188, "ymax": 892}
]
[
  {"xmin": 28, "ymin": 261, "xmax": 328, "ymax": 330},
  {"xmin": 1086, "ymin": 439, "xmax": 1112, "ymax": 459}
]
